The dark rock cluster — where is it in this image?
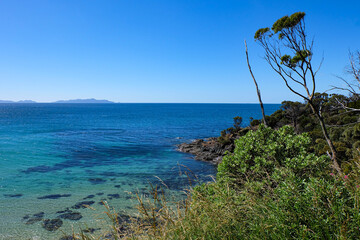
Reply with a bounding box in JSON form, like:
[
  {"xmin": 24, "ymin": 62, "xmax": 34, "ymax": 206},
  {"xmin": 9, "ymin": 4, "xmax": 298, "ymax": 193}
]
[
  {"xmin": 177, "ymin": 137, "xmax": 235, "ymax": 165},
  {"xmin": 58, "ymin": 211, "xmax": 83, "ymax": 221},
  {"xmin": 24, "ymin": 212, "xmax": 45, "ymax": 225},
  {"xmin": 38, "ymin": 194, "xmax": 71, "ymax": 199},
  {"xmin": 42, "ymin": 218, "xmax": 63, "ymax": 231},
  {"xmin": 72, "ymin": 200, "xmax": 95, "ymax": 209}
]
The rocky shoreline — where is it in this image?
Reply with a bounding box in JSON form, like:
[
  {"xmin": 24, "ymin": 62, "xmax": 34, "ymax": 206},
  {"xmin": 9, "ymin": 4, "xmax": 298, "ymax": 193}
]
[{"xmin": 176, "ymin": 137, "xmax": 235, "ymax": 165}]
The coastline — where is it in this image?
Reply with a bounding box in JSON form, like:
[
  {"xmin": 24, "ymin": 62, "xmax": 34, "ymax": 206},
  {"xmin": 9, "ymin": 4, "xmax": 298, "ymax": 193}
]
[{"xmin": 176, "ymin": 137, "xmax": 235, "ymax": 165}]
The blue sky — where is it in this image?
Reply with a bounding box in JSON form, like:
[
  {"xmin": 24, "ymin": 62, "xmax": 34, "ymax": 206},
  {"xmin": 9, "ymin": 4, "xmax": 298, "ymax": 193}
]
[{"xmin": 0, "ymin": 0, "xmax": 359, "ymax": 103}]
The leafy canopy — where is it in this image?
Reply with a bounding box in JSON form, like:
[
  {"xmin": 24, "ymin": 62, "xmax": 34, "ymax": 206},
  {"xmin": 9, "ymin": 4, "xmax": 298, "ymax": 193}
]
[
  {"xmin": 272, "ymin": 12, "xmax": 305, "ymax": 33},
  {"xmin": 254, "ymin": 12, "xmax": 309, "ymax": 69}
]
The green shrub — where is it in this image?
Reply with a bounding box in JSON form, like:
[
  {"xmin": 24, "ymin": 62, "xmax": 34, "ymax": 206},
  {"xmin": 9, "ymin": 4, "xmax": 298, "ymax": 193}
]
[{"xmin": 218, "ymin": 125, "xmax": 329, "ymax": 188}]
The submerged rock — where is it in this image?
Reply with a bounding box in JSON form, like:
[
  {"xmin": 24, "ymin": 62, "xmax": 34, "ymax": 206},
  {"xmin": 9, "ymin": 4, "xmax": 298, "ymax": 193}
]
[
  {"xmin": 38, "ymin": 194, "xmax": 71, "ymax": 199},
  {"xmin": 96, "ymin": 192, "xmax": 104, "ymax": 196},
  {"xmin": 56, "ymin": 208, "xmax": 71, "ymax": 214},
  {"xmin": 98, "ymin": 198, "xmax": 108, "ymax": 205},
  {"xmin": 72, "ymin": 200, "xmax": 95, "ymax": 209},
  {"xmin": 107, "ymin": 193, "xmax": 120, "ymax": 199},
  {"xmin": 4, "ymin": 193, "xmax": 23, "ymax": 198},
  {"xmin": 88, "ymin": 178, "xmax": 106, "ymax": 184},
  {"xmin": 24, "ymin": 212, "xmax": 45, "ymax": 224},
  {"xmin": 33, "ymin": 212, "xmax": 45, "ymax": 218},
  {"xmin": 58, "ymin": 212, "xmax": 82, "ymax": 221},
  {"xmin": 59, "ymin": 236, "xmax": 75, "ymax": 240},
  {"xmin": 83, "ymin": 194, "xmax": 95, "ymax": 199},
  {"xmin": 42, "ymin": 218, "xmax": 63, "ymax": 231},
  {"xmin": 102, "ymin": 233, "xmax": 115, "ymax": 240},
  {"xmin": 116, "ymin": 214, "xmax": 131, "ymax": 223},
  {"xmin": 25, "ymin": 217, "xmax": 43, "ymax": 225},
  {"xmin": 82, "ymin": 227, "xmax": 100, "ymax": 233}
]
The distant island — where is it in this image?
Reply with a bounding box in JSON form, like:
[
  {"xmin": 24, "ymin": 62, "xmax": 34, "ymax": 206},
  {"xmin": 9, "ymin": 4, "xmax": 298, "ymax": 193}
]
[
  {"xmin": 0, "ymin": 100, "xmax": 37, "ymax": 103},
  {"xmin": 0, "ymin": 98, "xmax": 115, "ymax": 104},
  {"xmin": 54, "ymin": 98, "xmax": 114, "ymax": 103}
]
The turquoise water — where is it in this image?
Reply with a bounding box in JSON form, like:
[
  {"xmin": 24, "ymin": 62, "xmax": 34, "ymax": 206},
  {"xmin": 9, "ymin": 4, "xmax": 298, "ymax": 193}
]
[{"xmin": 0, "ymin": 103, "xmax": 280, "ymax": 239}]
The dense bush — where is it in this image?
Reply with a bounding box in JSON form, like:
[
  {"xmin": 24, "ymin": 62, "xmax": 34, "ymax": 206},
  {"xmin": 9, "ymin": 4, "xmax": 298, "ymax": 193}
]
[
  {"xmin": 218, "ymin": 125, "xmax": 329, "ymax": 187},
  {"xmin": 195, "ymin": 125, "xmax": 360, "ymax": 239},
  {"xmin": 247, "ymin": 94, "xmax": 360, "ymax": 166}
]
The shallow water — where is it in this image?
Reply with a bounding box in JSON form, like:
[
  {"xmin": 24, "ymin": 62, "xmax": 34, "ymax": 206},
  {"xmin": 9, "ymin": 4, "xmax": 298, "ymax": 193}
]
[{"xmin": 0, "ymin": 103, "xmax": 280, "ymax": 239}]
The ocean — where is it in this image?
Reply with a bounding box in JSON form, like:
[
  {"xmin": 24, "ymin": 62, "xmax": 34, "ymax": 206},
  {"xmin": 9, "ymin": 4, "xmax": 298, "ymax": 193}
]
[{"xmin": 0, "ymin": 103, "xmax": 280, "ymax": 239}]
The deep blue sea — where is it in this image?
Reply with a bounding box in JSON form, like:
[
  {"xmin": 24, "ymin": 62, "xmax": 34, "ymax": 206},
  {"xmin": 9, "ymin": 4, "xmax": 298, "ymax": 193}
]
[{"xmin": 0, "ymin": 103, "xmax": 280, "ymax": 239}]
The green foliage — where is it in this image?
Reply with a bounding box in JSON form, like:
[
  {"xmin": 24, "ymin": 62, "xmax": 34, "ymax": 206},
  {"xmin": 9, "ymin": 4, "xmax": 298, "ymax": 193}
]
[
  {"xmin": 250, "ymin": 175, "xmax": 360, "ymax": 239},
  {"xmin": 272, "ymin": 12, "xmax": 306, "ymax": 33},
  {"xmin": 250, "ymin": 118, "xmax": 261, "ymax": 126},
  {"xmin": 348, "ymin": 98, "xmax": 360, "ymax": 109},
  {"xmin": 246, "ymin": 94, "xmax": 360, "ymax": 165},
  {"xmin": 191, "ymin": 126, "xmax": 360, "ymax": 239},
  {"xmin": 281, "ymin": 50, "xmax": 312, "ymax": 68},
  {"xmin": 218, "ymin": 125, "xmax": 329, "ymax": 187},
  {"xmin": 233, "ymin": 116, "xmax": 242, "ymax": 130},
  {"xmin": 218, "ymin": 116, "xmax": 246, "ymax": 145},
  {"xmin": 254, "ymin": 27, "xmax": 270, "ymax": 40}
]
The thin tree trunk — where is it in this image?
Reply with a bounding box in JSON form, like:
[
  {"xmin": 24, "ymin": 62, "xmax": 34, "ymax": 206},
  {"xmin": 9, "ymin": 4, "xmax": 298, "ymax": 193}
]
[
  {"xmin": 308, "ymin": 102, "xmax": 341, "ymax": 174},
  {"xmin": 245, "ymin": 40, "xmax": 267, "ymax": 127}
]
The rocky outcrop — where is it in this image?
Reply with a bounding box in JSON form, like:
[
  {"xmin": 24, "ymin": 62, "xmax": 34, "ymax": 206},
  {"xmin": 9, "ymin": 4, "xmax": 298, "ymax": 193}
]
[{"xmin": 177, "ymin": 137, "xmax": 235, "ymax": 165}]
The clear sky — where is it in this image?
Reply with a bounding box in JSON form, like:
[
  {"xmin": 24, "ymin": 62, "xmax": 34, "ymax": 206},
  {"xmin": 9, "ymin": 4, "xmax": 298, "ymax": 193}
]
[{"xmin": 0, "ymin": 0, "xmax": 359, "ymax": 103}]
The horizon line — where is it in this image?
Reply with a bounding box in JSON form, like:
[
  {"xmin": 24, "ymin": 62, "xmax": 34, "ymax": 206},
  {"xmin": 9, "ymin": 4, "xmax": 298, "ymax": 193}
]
[{"xmin": 0, "ymin": 101, "xmax": 282, "ymax": 104}]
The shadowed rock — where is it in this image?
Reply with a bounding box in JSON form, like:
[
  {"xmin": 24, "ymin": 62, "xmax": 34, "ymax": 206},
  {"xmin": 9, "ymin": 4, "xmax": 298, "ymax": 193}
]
[
  {"xmin": 107, "ymin": 193, "xmax": 120, "ymax": 199},
  {"xmin": 83, "ymin": 194, "xmax": 95, "ymax": 199},
  {"xmin": 72, "ymin": 200, "xmax": 95, "ymax": 209},
  {"xmin": 56, "ymin": 208, "xmax": 71, "ymax": 214},
  {"xmin": 33, "ymin": 212, "xmax": 45, "ymax": 218},
  {"xmin": 58, "ymin": 212, "xmax": 82, "ymax": 221},
  {"xmin": 88, "ymin": 178, "xmax": 106, "ymax": 184},
  {"xmin": 59, "ymin": 236, "xmax": 75, "ymax": 240},
  {"xmin": 26, "ymin": 217, "xmax": 43, "ymax": 225},
  {"xmin": 42, "ymin": 218, "xmax": 63, "ymax": 231},
  {"xmin": 4, "ymin": 193, "xmax": 23, "ymax": 198},
  {"xmin": 82, "ymin": 227, "xmax": 100, "ymax": 233},
  {"xmin": 38, "ymin": 194, "xmax": 71, "ymax": 200},
  {"xmin": 24, "ymin": 212, "xmax": 45, "ymax": 224}
]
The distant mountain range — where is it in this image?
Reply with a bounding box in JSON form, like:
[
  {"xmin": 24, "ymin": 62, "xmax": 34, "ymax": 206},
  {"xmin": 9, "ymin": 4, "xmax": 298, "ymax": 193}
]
[{"xmin": 0, "ymin": 98, "xmax": 115, "ymax": 103}]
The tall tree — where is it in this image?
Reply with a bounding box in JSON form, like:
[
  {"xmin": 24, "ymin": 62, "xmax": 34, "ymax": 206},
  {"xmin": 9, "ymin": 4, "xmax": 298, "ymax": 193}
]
[
  {"xmin": 254, "ymin": 12, "xmax": 341, "ymax": 173},
  {"xmin": 245, "ymin": 40, "xmax": 267, "ymax": 126}
]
